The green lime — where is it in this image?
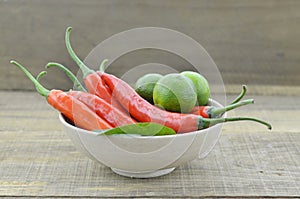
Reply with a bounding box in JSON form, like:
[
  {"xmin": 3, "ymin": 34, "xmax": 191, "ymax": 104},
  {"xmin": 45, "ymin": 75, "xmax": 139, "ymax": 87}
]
[
  {"xmin": 153, "ymin": 73, "xmax": 197, "ymax": 113},
  {"xmin": 135, "ymin": 73, "xmax": 163, "ymax": 104},
  {"xmin": 181, "ymin": 71, "xmax": 210, "ymax": 106}
]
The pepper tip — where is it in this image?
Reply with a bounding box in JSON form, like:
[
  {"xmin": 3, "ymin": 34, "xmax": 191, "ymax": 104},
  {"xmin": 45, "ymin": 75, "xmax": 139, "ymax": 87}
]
[
  {"xmin": 45, "ymin": 62, "xmax": 53, "ymax": 69},
  {"xmin": 66, "ymin": 26, "xmax": 72, "ymax": 32},
  {"xmin": 268, "ymin": 125, "xmax": 272, "ymax": 130}
]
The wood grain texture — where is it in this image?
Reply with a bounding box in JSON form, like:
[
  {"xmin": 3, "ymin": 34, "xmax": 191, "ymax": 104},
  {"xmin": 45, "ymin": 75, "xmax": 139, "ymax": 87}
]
[
  {"xmin": 0, "ymin": 91, "xmax": 299, "ymax": 198},
  {"xmin": 1, "ymin": 0, "xmax": 299, "ymax": 91}
]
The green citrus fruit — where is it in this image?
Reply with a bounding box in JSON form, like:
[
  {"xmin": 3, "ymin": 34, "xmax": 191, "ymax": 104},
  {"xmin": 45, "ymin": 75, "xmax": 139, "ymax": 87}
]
[
  {"xmin": 135, "ymin": 73, "xmax": 163, "ymax": 104},
  {"xmin": 153, "ymin": 73, "xmax": 197, "ymax": 113},
  {"xmin": 181, "ymin": 71, "xmax": 210, "ymax": 106}
]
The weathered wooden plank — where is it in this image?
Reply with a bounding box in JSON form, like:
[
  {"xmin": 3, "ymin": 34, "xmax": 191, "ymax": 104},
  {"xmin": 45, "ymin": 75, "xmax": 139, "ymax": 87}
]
[
  {"xmin": 0, "ymin": 91, "xmax": 299, "ymax": 197},
  {"xmin": 0, "ymin": 130, "xmax": 299, "ymax": 197},
  {"xmin": 1, "ymin": 0, "xmax": 300, "ymax": 91}
]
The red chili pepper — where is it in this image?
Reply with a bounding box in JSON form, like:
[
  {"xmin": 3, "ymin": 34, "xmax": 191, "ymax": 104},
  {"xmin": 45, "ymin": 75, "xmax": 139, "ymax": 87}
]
[
  {"xmin": 44, "ymin": 62, "xmax": 134, "ymax": 127},
  {"xmin": 65, "ymin": 27, "xmax": 126, "ymax": 113},
  {"xmin": 101, "ymin": 73, "xmax": 272, "ymax": 133},
  {"xmin": 11, "ymin": 60, "xmax": 112, "ymax": 131},
  {"xmin": 68, "ymin": 90, "xmax": 136, "ymax": 127},
  {"xmin": 65, "ymin": 27, "xmax": 111, "ymax": 102},
  {"xmin": 191, "ymin": 99, "xmax": 254, "ymax": 118}
]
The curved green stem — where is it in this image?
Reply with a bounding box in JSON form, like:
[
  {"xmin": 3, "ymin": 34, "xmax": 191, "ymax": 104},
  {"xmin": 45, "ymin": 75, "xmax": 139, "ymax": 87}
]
[
  {"xmin": 200, "ymin": 116, "xmax": 272, "ymax": 130},
  {"xmin": 10, "ymin": 60, "xmax": 50, "ymax": 98},
  {"xmin": 65, "ymin": 27, "xmax": 94, "ymax": 78},
  {"xmin": 99, "ymin": 59, "xmax": 109, "ymax": 72},
  {"xmin": 230, "ymin": 85, "xmax": 247, "ymax": 104},
  {"xmin": 36, "ymin": 71, "xmax": 47, "ymax": 81},
  {"xmin": 46, "ymin": 62, "xmax": 87, "ymax": 92},
  {"xmin": 210, "ymin": 99, "xmax": 254, "ymax": 117}
]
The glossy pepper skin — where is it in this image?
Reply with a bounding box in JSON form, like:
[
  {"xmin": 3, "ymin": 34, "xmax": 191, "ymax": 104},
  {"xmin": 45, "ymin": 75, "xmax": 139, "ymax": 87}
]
[
  {"xmin": 11, "ymin": 60, "xmax": 112, "ymax": 131},
  {"xmin": 101, "ymin": 73, "xmax": 208, "ymax": 133},
  {"xmin": 100, "ymin": 72, "xmax": 235, "ymax": 132},
  {"xmin": 84, "ymin": 73, "xmax": 112, "ymax": 102},
  {"xmin": 49, "ymin": 90, "xmax": 112, "ymax": 131},
  {"xmin": 43, "ymin": 63, "xmax": 136, "ymax": 127},
  {"xmin": 101, "ymin": 73, "xmax": 272, "ymax": 132},
  {"xmin": 69, "ymin": 91, "xmax": 136, "ymax": 127},
  {"xmin": 192, "ymin": 106, "xmax": 210, "ymax": 118}
]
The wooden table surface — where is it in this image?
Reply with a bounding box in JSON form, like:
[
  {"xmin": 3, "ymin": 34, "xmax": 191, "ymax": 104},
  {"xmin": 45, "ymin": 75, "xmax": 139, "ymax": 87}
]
[
  {"xmin": 0, "ymin": 87, "xmax": 299, "ymax": 198},
  {"xmin": 1, "ymin": 1, "xmax": 299, "ymax": 198}
]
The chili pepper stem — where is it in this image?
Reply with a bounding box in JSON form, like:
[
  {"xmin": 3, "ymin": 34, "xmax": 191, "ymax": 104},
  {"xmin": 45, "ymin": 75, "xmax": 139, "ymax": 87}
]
[
  {"xmin": 199, "ymin": 116, "xmax": 272, "ymax": 130},
  {"xmin": 36, "ymin": 71, "xmax": 47, "ymax": 81},
  {"xmin": 65, "ymin": 27, "xmax": 93, "ymax": 78},
  {"xmin": 46, "ymin": 62, "xmax": 87, "ymax": 92},
  {"xmin": 99, "ymin": 59, "xmax": 109, "ymax": 72},
  {"xmin": 99, "ymin": 59, "xmax": 108, "ymax": 73},
  {"xmin": 10, "ymin": 60, "xmax": 50, "ymax": 98},
  {"xmin": 210, "ymin": 99, "xmax": 254, "ymax": 117},
  {"xmin": 230, "ymin": 85, "xmax": 247, "ymax": 105}
]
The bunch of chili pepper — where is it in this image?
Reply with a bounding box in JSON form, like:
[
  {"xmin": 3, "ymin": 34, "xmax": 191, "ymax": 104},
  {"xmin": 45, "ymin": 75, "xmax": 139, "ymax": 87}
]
[
  {"xmin": 10, "ymin": 27, "xmax": 272, "ymax": 134},
  {"xmin": 10, "ymin": 60, "xmax": 135, "ymax": 130}
]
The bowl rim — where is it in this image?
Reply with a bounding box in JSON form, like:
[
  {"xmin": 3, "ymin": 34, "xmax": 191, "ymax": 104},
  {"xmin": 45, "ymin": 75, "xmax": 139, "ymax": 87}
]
[{"xmin": 58, "ymin": 98, "xmax": 225, "ymax": 139}]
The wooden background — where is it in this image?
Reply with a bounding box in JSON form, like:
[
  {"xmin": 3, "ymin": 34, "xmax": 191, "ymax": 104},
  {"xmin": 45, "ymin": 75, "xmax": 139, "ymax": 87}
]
[
  {"xmin": 0, "ymin": 1, "xmax": 299, "ymax": 198},
  {"xmin": 1, "ymin": 0, "xmax": 299, "ymax": 92}
]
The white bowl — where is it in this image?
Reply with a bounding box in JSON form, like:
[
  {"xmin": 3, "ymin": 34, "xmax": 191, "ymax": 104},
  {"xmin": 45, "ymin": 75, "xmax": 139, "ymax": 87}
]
[{"xmin": 59, "ymin": 99, "xmax": 225, "ymax": 178}]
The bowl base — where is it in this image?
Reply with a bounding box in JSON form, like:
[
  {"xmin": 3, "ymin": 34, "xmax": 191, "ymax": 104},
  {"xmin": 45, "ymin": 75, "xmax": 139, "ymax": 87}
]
[{"xmin": 111, "ymin": 167, "xmax": 176, "ymax": 178}]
